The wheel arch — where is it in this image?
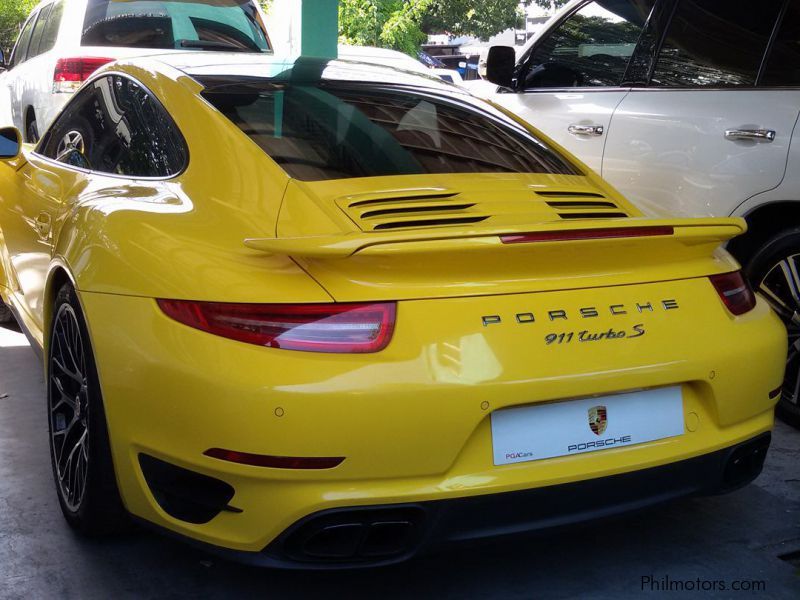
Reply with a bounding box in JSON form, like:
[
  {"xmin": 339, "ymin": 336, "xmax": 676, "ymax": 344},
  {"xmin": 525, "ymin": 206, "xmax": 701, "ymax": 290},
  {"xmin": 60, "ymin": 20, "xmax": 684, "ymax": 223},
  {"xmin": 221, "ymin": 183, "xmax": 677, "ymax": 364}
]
[
  {"xmin": 727, "ymin": 200, "xmax": 800, "ymax": 266},
  {"xmin": 24, "ymin": 106, "xmax": 36, "ymax": 129},
  {"xmin": 43, "ymin": 262, "xmax": 78, "ymax": 355}
]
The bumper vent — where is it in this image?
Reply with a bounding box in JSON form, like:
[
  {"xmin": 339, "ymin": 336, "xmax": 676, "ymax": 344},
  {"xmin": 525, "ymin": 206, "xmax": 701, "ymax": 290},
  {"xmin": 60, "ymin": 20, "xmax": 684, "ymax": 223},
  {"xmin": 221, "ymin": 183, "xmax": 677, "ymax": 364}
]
[
  {"xmin": 537, "ymin": 190, "xmax": 628, "ymax": 220},
  {"xmin": 139, "ymin": 454, "xmax": 237, "ymax": 524}
]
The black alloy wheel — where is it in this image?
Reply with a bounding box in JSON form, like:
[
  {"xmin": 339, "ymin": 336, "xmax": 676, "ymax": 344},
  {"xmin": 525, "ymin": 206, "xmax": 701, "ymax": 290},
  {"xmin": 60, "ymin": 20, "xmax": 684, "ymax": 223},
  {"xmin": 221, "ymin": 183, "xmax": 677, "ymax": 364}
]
[
  {"xmin": 48, "ymin": 283, "xmax": 128, "ymax": 534},
  {"xmin": 50, "ymin": 300, "xmax": 91, "ymax": 510},
  {"xmin": 746, "ymin": 229, "xmax": 800, "ymax": 427}
]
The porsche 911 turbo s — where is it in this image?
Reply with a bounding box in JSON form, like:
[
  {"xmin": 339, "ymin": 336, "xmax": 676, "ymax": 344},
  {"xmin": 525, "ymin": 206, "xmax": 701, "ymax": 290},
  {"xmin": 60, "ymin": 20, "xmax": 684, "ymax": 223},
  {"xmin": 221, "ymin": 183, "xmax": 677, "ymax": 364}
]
[{"xmin": 0, "ymin": 54, "xmax": 787, "ymax": 568}]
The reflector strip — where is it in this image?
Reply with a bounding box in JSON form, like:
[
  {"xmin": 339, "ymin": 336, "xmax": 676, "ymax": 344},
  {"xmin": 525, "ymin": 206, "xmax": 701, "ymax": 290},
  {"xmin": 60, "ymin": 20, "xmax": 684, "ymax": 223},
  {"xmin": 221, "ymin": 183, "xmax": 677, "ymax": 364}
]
[
  {"xmin": 204, "ymin": 448, "xmax": 344, "ymax": 470},
  {"xmin": 500, "ymin": 226, "xmax": 674, "ymax": 244}
]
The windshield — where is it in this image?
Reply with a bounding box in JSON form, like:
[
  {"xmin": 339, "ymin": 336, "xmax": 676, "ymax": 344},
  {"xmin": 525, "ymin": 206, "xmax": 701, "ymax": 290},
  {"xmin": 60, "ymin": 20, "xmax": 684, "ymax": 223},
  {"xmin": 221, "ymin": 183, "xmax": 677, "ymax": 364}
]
[
  {"xmin": 201, "ymin": 82, "xmax": 578, "ymax": 181},
  {"xmin": 82, "ymin": 0, "xmax": 270, "ymax": 52}
]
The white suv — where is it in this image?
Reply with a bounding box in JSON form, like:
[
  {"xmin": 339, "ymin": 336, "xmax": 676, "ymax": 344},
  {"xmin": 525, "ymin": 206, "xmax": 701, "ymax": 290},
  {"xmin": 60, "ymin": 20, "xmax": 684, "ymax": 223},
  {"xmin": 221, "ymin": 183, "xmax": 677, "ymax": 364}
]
[
  {"xmin": 0, "ymin": 0, "xmax": 272, "ymax": 142},
  {"xmin": 484, "ymin": 0, "xmax": 800, "ymax": 423}
]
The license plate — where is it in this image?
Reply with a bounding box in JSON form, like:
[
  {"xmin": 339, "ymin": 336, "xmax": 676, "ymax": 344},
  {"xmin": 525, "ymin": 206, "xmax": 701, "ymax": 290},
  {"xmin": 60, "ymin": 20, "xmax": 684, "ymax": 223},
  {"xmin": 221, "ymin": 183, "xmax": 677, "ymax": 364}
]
[{"xmin": 491, "ymin": 386, "xmax": 684, "ymax": 466}]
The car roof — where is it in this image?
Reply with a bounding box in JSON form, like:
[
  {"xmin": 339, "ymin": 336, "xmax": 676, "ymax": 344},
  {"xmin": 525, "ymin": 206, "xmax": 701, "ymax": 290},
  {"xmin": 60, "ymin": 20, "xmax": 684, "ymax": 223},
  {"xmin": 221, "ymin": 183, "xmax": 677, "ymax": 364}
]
[{"xmin": 141, "ymin": 52, "xmax": 459, "ymax": 93}]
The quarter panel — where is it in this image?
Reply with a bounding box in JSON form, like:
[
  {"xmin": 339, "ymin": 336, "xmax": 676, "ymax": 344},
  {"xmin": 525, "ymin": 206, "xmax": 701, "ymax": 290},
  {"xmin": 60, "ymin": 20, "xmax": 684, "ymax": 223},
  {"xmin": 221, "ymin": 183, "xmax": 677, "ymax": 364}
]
[{"xmin": 47, "ymin": 65, "xmax": 333, "ymax": 303}]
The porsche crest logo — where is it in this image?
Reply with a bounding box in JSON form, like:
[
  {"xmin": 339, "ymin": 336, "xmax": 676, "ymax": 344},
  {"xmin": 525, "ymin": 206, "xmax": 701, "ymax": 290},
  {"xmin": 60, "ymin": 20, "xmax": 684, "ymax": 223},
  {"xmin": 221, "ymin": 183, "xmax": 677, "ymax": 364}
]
[{"xmin": 588, "ymin": 405, "xmax": 608, "ymax": 436}]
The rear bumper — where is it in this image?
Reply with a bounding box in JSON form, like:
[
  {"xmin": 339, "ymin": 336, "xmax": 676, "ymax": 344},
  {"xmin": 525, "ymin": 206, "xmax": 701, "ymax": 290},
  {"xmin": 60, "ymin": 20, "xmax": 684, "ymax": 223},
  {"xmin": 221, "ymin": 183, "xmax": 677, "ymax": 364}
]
[
  {"xmin": 162, "ymin": 433, "xmax": 771, "ymax": 569},
  {"xmin": 77, "ymin": 280, "xmax": 786, "ymax": 557}
]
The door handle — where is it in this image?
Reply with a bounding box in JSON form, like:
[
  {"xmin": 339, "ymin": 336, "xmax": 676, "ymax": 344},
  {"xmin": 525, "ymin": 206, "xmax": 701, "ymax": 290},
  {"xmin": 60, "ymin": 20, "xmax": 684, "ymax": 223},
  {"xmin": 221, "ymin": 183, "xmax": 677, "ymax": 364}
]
[
  {"xmin": 724, "ymin": 129, "xmax": 776, "ymax": 142},
  {"xmin": 35, "ymin": 212, "xmax": 51, "ymax": 240},
  {"xmin": 568, "ymin": 124, "xmax": 604, "ymax": 137}
]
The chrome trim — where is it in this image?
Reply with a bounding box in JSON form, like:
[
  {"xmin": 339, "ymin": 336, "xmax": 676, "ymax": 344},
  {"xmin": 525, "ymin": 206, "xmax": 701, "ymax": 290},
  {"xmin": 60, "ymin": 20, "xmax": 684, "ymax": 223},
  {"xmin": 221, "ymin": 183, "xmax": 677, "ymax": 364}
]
[
  {"xmin": 568, "ymin": 124, "xmax": 604, "ymax": 137},
  {"xmin": 519, "ymin": 87, "xmax": 631, "ymax": 94},
  {"xmin": 724, "ymin": 129, "xmax": 776, "ymax": 142}
]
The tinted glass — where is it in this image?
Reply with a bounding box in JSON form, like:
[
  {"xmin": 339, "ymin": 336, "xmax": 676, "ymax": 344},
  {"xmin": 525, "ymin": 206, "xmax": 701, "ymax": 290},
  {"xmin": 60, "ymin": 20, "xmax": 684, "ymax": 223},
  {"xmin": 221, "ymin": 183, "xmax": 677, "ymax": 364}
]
[
  {"xmin": 39, "ymin": 1, "xmax": 64, "ymax": 55},
  {"xmin": 762, "ymin": 2, "xmax": 800, "ymax": 86},
  {"xmin": 651, "ymin": 0, "xmax": 783, "ymax": 87},
  {"xmin": 27, "ymin": 3, "xmax": 52, "ymax": 60},
  {"xmin": 521, "ymin": 0, "xmax": 655, "ymax": 88},
  {"xmin": 81, "ymin": 0, "xmax": 270, "ymax": 52},
  {"xmin": 203, "ymin": 83, "xmax": 577, "ymax": 181},
  {"xmin": 39, "ymin": 75, "xmax": 187, "ymax": 177},
  {"xmin": 9, "ymin": 13, "xmax": 38, "ymax": 68}
]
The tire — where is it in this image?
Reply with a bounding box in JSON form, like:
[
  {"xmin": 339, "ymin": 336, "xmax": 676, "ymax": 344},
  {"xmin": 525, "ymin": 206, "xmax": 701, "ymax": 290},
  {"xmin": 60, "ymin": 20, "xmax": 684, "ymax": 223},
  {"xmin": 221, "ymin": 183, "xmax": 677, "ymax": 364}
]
[
  {"xmin": 0, "ymin": 302, "xmax": 13, "ymax": 324},
  {"xmin": 26, "ymin": 114, "xmax": 39, "ymax": 144},
  {"xmin": 47, "ymin": 283, "xmax": 128, "ymax": 534},
  {"xmin": 744, "ymin": 228, "xmax": 800, "ymax": 428}
]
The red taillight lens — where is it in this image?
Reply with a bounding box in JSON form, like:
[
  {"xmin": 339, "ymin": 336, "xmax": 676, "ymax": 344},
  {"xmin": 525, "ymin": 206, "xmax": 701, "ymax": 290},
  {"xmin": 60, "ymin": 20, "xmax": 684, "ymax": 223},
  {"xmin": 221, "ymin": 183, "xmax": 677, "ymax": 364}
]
[
  {"xmin": 500, "ymin": 226, "xmax": 674, "ymax": 244},
  {"xmin": 53, "ymin": 57, "xmax": 114, "ymax": 92},
  {"xmin": 157, "ymin": 300, "xmax": 396, "ymax": 353},
  {"xmin": 709, "ymin": 271, "xmax": 756, "ymax": 316}
]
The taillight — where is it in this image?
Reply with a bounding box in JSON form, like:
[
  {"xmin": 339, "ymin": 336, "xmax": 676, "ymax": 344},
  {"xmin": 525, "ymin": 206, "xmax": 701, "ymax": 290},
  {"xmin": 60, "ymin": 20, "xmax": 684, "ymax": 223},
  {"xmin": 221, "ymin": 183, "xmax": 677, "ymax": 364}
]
[
  {"xmin": 709, "ymin": 271, "xmax": 756, "ymax": 316},
  {"xmin": 53, "ymin": 57, "xmax": 114, "ymax": 93},
  {"xmin": 157, "ymin": 300, "xmax": 396, "ymax": 353}
]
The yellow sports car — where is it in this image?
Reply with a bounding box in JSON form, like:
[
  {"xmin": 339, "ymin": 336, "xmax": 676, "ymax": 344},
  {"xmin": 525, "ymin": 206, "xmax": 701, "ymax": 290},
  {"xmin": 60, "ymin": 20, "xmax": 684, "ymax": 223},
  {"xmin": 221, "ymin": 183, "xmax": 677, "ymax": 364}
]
[{"xmin": 0, "ymin": 54, "xmax": 787, "ymax": 568}]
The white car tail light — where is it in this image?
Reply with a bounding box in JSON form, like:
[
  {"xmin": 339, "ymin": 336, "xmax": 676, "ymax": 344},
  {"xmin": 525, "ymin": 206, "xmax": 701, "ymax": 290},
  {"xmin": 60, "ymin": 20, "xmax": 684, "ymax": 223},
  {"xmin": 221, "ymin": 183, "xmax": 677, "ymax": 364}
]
[{"xmin": 53, "ymin": 57, "xmax": 114, "ymax": 93}]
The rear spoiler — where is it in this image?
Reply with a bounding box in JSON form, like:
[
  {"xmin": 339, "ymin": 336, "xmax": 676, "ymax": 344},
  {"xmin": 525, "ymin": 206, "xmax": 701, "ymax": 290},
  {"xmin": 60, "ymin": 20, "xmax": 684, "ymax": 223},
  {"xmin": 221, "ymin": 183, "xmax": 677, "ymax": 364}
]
[{"xmin": 244, "ymin": 218, "xmax": 746, "ymax": 259}]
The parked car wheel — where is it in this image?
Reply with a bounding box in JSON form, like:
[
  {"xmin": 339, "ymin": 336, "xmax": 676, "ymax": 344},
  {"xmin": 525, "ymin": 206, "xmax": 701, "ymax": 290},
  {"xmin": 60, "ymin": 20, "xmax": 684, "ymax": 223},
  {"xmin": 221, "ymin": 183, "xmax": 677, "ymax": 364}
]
[
  {"xmin": 0, "ymin": 302, "xmax": 13, "ymax": 324},
  {"xmin": 48, "ymin": 283, "xmax": 128, "ymax": 534},
  {"xmin": 26, "ymin": 112, "xmax": 39, "ymax": 144},
  {"xmin": 746, "ymin": 228, "xmax": 800, "ymax": 428}
]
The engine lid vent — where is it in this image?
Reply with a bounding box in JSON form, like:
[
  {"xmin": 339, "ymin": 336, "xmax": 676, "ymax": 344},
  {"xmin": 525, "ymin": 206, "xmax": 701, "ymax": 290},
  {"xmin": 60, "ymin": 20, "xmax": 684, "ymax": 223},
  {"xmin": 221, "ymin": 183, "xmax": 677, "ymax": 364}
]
[
  {"xmin": 339, "ymin": 190, "xmax": 489, "ymax": 232},
  {"xmin": 537, "ymin": 190, "xmax": 629, "ymax": 220}
]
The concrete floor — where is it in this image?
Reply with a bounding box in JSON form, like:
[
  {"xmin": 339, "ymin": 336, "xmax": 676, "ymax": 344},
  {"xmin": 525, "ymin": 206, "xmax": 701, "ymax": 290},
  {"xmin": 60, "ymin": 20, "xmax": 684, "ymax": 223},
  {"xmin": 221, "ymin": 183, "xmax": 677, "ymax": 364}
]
[{"xmin": 0, "ymin": 322, "xmax": 798, "ymax": 599}]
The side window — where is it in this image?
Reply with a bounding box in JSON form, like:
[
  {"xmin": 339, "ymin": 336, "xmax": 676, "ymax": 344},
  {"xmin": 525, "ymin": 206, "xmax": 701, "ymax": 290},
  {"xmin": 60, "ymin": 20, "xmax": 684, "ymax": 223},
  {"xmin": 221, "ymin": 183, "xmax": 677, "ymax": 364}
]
[
  {"xmin": 27, "ymin": 3, "xmax": 53, "ymax": 60},
  {"xmin": 38, "ymin": 75, "xmax": 187, "ymax": 178},
  {"xmin": 37, "ymin": 84, "xmax": 97, "ymax": 170},
  {"xmin": 38, "ymin": 1, "xmax": 64, "ymax": 56},
  {"xmin": 762, "ymin": 2, "xmax": 800, "ymax": 87},
  {"xmin": 521, "ymin": 0, "xmax": 655, "ymax": 89},
  {"xmin": 651, "ymin": 0, "xmax": 783, "ymax": 87},
  {"xmin": 9, "ymin": 12, "xmax": 38, "ymax": 69}
]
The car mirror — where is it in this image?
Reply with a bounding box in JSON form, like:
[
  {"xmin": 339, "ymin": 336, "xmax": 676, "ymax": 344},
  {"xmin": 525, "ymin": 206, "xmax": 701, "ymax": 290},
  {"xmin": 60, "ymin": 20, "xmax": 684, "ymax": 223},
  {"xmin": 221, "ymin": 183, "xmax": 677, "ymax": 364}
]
[
  {"xmin": 0, "ymin": 48, "xmax": 5, "ymax": 69},
  {"xmin": 0, "ymin": 127, "xmax": 21, "ymax": 161},
  {"xmin": 486, "ymin": 46, "xmax": 516, "ymax": 88}
]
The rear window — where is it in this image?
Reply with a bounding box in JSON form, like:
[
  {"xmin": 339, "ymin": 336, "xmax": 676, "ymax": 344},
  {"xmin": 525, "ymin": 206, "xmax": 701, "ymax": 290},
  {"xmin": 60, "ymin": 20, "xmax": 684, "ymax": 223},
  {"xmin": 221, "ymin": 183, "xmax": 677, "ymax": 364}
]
[
  {"xmin": 202, "ymin": 83, "xmax": 578, "ymax": 181},
  {"xmin": 81, "ymin": 0, "xmax": 270, "ymax": 52}
]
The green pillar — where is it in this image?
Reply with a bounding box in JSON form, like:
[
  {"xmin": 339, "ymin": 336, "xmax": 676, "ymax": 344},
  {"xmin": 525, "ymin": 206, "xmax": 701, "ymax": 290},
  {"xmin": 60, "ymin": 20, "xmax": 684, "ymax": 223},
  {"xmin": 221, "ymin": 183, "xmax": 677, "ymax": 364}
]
[{"xmin": 301, "ymin": 0, "xmax": 339, "ymax": 59}]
